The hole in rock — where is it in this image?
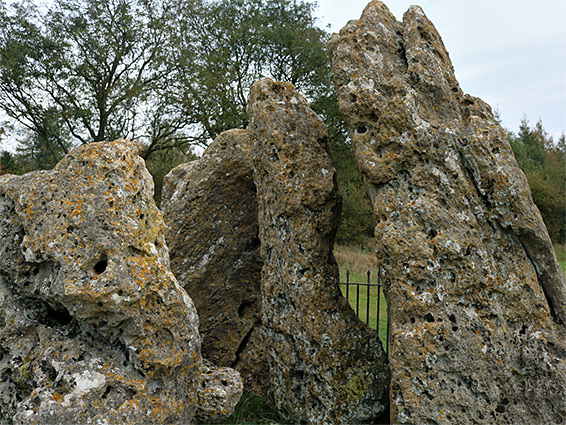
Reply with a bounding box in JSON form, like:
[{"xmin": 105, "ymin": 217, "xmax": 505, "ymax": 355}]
[
  {"xmin": 94, "ymin": 254, "xmax": 108, "ymax": 275},
  {"xmin": 424, "ymin": 313, "xmax": 435, "ymax": 323},
  {"xmin": 44, "ymin": 302, "xmax": 73, "ymax": 327},
  {"xmin": 101, "ymin": 385, "xmax": 113, "ymax": 399},
  {"xmin": 356, "ymin": 126, "xmax": 368, "ymax": 134},
  {"xmin": 495, "ymin": 404, "xmax": 506, "ymax": 414},
  {"xmin": 238, "ymin": 302, "xmax": 252, "ymax": 318}
]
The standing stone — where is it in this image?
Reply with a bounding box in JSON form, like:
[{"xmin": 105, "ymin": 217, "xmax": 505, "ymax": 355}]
[
  {"xmin": 0, "ymin": 140, "xmax": 241, "ymax": 424},
  {"xmin": 329, "ymin": 2, "xmax": 566, "ymax": 424},
  {"xmin": 249, "ymin": 78, "xmax": 389, "ymax": 425},
  {"xmin": 161, "ymin": 129, "xmax": 268, "ymax": 394}
]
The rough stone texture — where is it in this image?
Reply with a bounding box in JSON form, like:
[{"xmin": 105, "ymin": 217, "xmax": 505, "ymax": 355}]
[
  {"xmin": 329, "ymin": 2, "xmax": 566, "ymax": 424},
  {"xmin": 196, "ymin": 360, "xmax": 243, "ymax": 424},
  {"xmin": 0, "ymin": 140, "xmax": 241, "ymax": 424},
  {"xmin": 248, "ymin": 78, "xmax": 389, "ymax": 425},
  {"xmin": 161, "ymin": 129, "xmax": 268, "ymax": 394}
]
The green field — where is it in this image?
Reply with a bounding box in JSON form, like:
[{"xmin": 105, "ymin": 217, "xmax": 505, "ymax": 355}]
[{"xmin": 555, "ymin": 244, "xmax": 566, "ymax": 275}]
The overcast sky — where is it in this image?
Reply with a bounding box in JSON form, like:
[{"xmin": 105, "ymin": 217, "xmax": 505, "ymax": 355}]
[{"xmin": 311, "ymin": 0, "xmax": 566, "ymax": 141}]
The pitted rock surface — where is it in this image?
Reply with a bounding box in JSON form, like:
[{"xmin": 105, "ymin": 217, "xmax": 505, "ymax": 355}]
[
  {"xmin": 329, "ymin": 2, "xmax": 566, "ymax": 424},
  {"xmin": 196, "ymin": 360, "xmax": 243, "ymax": 424},
  {"xmin": 249, "ymin": 78, "xmax": 389, "ymax": 425},
  {"xmin": 161, "ymin": 129, "xmax": 268, "ymax": 394},
  {"xmin": 0, "ymin": 140, "xmax": 241, "ymax": 424}
]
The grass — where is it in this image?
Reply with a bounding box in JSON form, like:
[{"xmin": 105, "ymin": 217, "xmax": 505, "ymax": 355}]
[
  {"xmin": 219, "ymin": 392, "xmax": 291, "ymax": 425},
  {"xmin": 555, "ymin": 244, "xmax": 566, "ymax": 275}
]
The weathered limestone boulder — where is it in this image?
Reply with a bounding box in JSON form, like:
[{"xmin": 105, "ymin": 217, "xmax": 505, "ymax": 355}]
[
  {"xmin": 0, "ymin": 140, "xmax": 241, "ymax": 424},
  {"xmin": 196, "ymin": 360, "xmax": 243, "ymax": 424},
  {"xmin": 329, "ymin": 2, "xmax": 566, "ymax": 424},
  {"xmin": 161, "ymin": 129, "xmax": 268, "ymax": 394},
  {"xmin": 248, "ymin": 78, "xmax": 389, "ymax": 424}
]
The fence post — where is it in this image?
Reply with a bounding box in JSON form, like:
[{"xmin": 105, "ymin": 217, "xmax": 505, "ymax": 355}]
[
  {"xmin": 376, "ymin": 269, "xmax": 381, "ymax": 335},
  {"xmin": 366, "ymin": 270, "xmax": 371, "ymax": 326},
  {"xmin": 356, "ymin": 277, "xmax": 360, "ymax": 315},
  {"xmin": 346, "ymin": 270, "xmax": 350, "ymax": 301}
]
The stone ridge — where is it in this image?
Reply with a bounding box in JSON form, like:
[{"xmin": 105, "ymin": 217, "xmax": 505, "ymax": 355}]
[
  {"xmin": 161, "ymin": 129, "xmax": 268, "ymax": 395},
  {"xmin": 0, "ymin": 139, "xmax": 241, "ymax": 424},
  {"xmin": 329, "ymin": 1, "xmax": 566, "ymax": 424},
  {"xmin": 249, "ymin": 78, "xmax": 389, "ymax": 425}
]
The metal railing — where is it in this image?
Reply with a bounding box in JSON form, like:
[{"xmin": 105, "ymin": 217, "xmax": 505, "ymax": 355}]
[{"xmin": 340, "ymin": 269, "xmax": 390, "ymax": 353}]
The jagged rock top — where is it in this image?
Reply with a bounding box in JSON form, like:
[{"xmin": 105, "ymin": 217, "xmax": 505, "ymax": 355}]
[{"xmin": 329, "ymin": 0, "xmax": 565, "ymax": 325}]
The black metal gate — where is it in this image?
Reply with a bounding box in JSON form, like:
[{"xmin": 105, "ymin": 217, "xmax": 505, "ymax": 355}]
[{"xmin": 340, "ymin": 269, "xmax": 390, "ymax": 353}]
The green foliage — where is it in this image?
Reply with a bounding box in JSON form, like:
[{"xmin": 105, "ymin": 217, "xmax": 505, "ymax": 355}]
[
  {"xmin": 0, "ymin": 0, "xmax": 336, "ymax": 201},
  {"xmin": 220, "ymin": 392, "xmax": 292, "ymax": 425},
  {"xmin": 312, "ymin": 92, "xmax": 374, "ymax": 244},
  {"xmin": 510, "ymin": 118, "xmax": 566, "ymax": 244},
  {"xmin": 0, "ymin": 150, "xmax": 22, "ymax": 175},
  {"xmin": 0, "ymin": 0, "xmax": 189, "ymax": 159},
  {"xmin": 145, "ymin": 146, "xmax": 197, "ymax": 205},
  {"xmin": 170, "ymin": 0, "xmax": 331, "ymax": 144}
]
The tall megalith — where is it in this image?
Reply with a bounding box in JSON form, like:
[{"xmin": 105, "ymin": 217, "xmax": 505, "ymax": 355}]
[
  {"xmin": 328, "ymin": 2, "xmax": 566, "ymax": 424},
  {"xmin": 248, "ymin": 78, "xmax": 389, "ymax": 424}
]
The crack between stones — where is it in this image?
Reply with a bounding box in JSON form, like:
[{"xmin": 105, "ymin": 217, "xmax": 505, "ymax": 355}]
[
  {"xmin": 230, "ymin": 323, "xmax": 257, "ymax": 369},
  {"xmin": 517, "ymin": 238, "xmax": 556, "ymax": 321}
]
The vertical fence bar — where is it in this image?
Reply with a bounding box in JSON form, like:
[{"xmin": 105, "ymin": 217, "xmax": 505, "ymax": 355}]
[
  {"xmin": 346, "ymin": 270, "xmax": 350, "ymax": 303},
  {"xmin": 356, "ymin": 279, "xmax": 360, "ymax": 315},
  {"xmin": 376, "ymin": 269, "xmax": 381, "ymax": 335},
  {"xmin": 366, "ymin": 270, "xmax": 371, "ymax": 326},
  {"xmin": 339, "ymin": 268, "xmax": 389, "ymax": 351},
  {"xmin": 386, "ymin": 311, "xmax": 390, "ymax": 354}
]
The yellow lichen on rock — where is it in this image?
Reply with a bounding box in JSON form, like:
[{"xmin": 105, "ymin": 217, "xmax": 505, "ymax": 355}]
[{"xmin": 0, "ymin": 139, "xmax": 241, "ymax": 424}]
